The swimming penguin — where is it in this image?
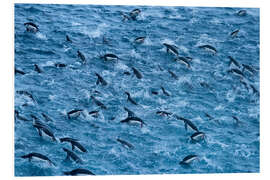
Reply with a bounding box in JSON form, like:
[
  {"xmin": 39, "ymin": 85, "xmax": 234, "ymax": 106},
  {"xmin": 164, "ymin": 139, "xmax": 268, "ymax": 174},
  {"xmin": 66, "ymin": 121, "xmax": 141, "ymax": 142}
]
[
  {"xmin": 125, "ymin": 92, "xmax": 138, "ymax": 105},
  {"xmin": 41, "ymin": 113, "xmax": 53, "ymax": 122},
  {"xmin": 168, "ymin": 70, "xmax": 178, "ymax": 80},
  {"xmin": 228, "ymin": 68, "xmax": 245, "ymax": 78},
  {"xmin": 237, "ymin": 10, "xmax": 247, "ymax": 16},
  {"xmin": 163, "ymin": 43, "xmax": 179, "ymax": 56},
  {"xmin": 34, "ymin": 64, "xmax": 42, "ymax": 73},
  {"xmin": 90, "ymin": 96, "xmax": 107, "ymax": 109},
  {"xmin": 100, "ymin": 53, "xmax": 119, "ymax": 61},
  {"xmin": 199, "ymin": 81, "xmax": 211, "ymax": 90},
  {"xmin": 117, "ymin": 138, "xmax": 134, "ymax": 149},
  {"xmin": 54, "ymin": 63, "xmax": 67, "ymax": 68},
  {"xmin": 179, "ymin": 155, "xmax": 198, "ymax": 165},
  {"xmin": 67, "ymin": 109, "xmax": 83, "ymax": 119},
  {"xmin": 15, "ymin": 68, "xmax": 26, "ymax": 75},
  {"xmin": 66, "ymin": 35, "xmax": 72, "ymax": 42},
  {"xmin": 31, "ymin": 114, "xmax": 48, "ymax": 127},
  {"xmin": 228, "ymin": 56, "xmax": 241, "ymax": 68},
  {"xmin": 185, "ymin": 57, "xmax": 193, "ymax": 61},
  {"xmin": 151, "ymin": 90, "xmax": 159, "ymax": 95},
  {"xmin": 60, "ymin": 137, "xmax": 87, "ymax": 153},
  {"xmin": 95, "ymin": 73, "xmax": 108, "ymax": 86},
  {"xmin": 24, "ymin": 22, "xmax": 39, "ymax": 33},
  {"xmin": 77, "ymin": 50, "xmax": 86, "ymax": 64},
  {"xmin": 230, "ymin": 29, "xmax": 239, "ymax": 38},
  {"xmin": 242, "ymin": 64, "xmax": 256, "ymax": 74},
  {"xmin": 120, "ymin": 116, "xmax": 146, "ymax": 127},
  {"xmin": 134, "ymin": 36, "xmax": 146, "ymax": 43},
  {"xmin": 33, "ymin": 123, "xmax": 57, "ymax": 141},
  {"xmin": 158, "ymin": 64, "xmax": 164, "ymax": 71},
  {"xmin": 121, "ymin": 12, "xmax": 131, "ymax": 21},
  {"xmin": 102, "ymin": 36, "xmax": 110, "ymax": 45},
  {"xmin": 16, "ymin": 90, "xmax": 35, "ymax": 102},
  {"xmin": 204, "ymin": 112, "xmax": 214, "ymax": 120},
  {"xmin": 31, "ymin": 114, "xmax": 41, "ymax": 122},
  {"xmin": 15, "ymin": 110, "xmax": 30, "ymax": 121},
  {"xmin": 63, "ymin": 168, "xmax": 95, "ymax": 176},
  {"xmin": 62, "ymin": 148, "xmax": 83, "ymax": 164},
  {"xmin": 174, "ymin": 115, "xmax": 199, "ymax": 132},
  {"xmin": 124, "ymin": 71, "xmax": 131, "ymax": 75},
  {"xmin": 161, "ymin": 86, "xmax": 170, "ymax": 96},
  {"xmin": 198, "ymin": 45, "xmax": 217, "ymax": 54},
  {"xmin": 232, "ymin": 116, "xmax": 240, "ymax": 125},
  {"xmin": 124, "ymin": 107, "xmax": 136, "ymax": 118},
  {"xmin": 174, "ymin": 57, "xmax": 191, "ymax": 68},
  {"xmin": 250, "ymin": 84, "xmax": 259, "ymax": 95},
  {"xmin": 129, "ymin": 8, "xmax": 141, "ymax": 20},
  {"xmin": 190, "ymin": 132, "xmax": 205, "ymax": 142},
  {"xmin": 88, "ymin": 110, "xmax": 99, "ymax": 118},
  {"xmin": 156, "ymin": 111, "xmax": 172, "ymax": 117},
  {"xmin": 21, "ymin": 152, "xmax": 55, "ymax": 166},
  {"xmin": 131, "ymin": 67, "xmax": 143, "ymax": 79},
  {"xmin": 240, "ymin": 79, "xmax": 249, "ymax": 91}
]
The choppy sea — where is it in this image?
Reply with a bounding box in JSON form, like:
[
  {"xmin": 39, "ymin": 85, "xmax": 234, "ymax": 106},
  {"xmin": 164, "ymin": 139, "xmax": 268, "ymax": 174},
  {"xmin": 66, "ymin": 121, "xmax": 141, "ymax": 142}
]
[{"xmin": 14, "ymin": 4, "xmax": 259, "ymax": 176}]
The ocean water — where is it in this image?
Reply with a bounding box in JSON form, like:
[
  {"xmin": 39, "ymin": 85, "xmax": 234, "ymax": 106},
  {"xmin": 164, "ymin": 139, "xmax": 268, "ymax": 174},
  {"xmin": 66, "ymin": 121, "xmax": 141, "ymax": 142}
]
[{"xmin": 14, "ymin": 4, "xmax": 260, "ymax": 176}]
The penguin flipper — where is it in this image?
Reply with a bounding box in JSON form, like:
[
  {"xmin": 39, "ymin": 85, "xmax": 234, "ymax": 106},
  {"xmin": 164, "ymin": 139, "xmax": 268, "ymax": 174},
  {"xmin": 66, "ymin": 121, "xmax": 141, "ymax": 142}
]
[
  {"xmin": 38, "ymin": 128, "xmax": 42, "ymax": 137},
  {"xmin": 65, "ymin": 154, "xmax": 70, "ymax": 161},
  {"xmin": 184, "ymin": 122, "xmax": 187, "ymax": 131},
  {"xmin": 72, "ymin": 144, "xmax": 75, "ymax": 151}
]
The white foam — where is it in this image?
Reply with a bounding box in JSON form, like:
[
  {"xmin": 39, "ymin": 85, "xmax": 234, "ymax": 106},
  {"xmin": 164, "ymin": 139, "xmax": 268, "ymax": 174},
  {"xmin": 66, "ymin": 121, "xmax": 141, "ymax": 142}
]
[
  {"xmin": 79, "ymin": 89, "xmax": 91, "ymax": 100},
  {"xmin": 63, "ymin": 46, "xmax": 72, "ymax": 52},
  {"xmin": 196, "ymin": 34, "xmax": 219, "ymax": 46},
  {"xmin": 41, "ymin": 79, "xmax": 55, "ymax": 86},
  {"xmin": 115, "ymin": 61, "xmax": 129, "ymax": 71},
  {"xmin": 177, "ymin": 75, "xmax": 191, "ymax": 83},
  {"xmin": 43, "ymin": 61, "xmax": 55, "ymax": 67},
  {"xmin": 214, "ymin": 104, "xmax": 225, "ymax": 111},
  {"xmin": 192, "ymin": 58, "xmax": 201, "ymax": 64},
  {"xmin": 226, "ymin": 90, "xmax": 236, "ymax": 102},
  {"xmin": 71, "ymin": 22, "xmax": 82, "ymax": 26},
  {"xmin": 141, "ymin": 9, "xmax": 163, "ymax": 19},
  {"xmin": 58, "ymin": 109, "xmax": 67, "ymax": 116},
  {"xmin": 130, "ymin": 49, "xmax": 142, "ymax": 59},
  {"xmin": 48, "ymin": 95, "xmax": 56, "ymax": 101},
  {"xmin": 248, "ymin": 107, "xmax": 259, "ymax": 119},
  {"xmin": 141, "ymin": 126, "xmax": 150, "ymax": 134},
  {"xmin": 143, "ymin": 37, "xmax": 154, "ymax": 46},
  {"xmin": 36, "ymin": 32, "xmax": 47, "ymax": 40},
  {"xmin": 108, "ymin": 147, "xmax": 120, "ymax": 158},
  {"xmin": 161, "ymin": 38, "xmax": 175, "ymax": 45},
  {"xmin": 234, "ymin": 144, "xmax": 252, "ymax": 158},
  {"xmin": 189, "ymin": 17, "xmax": 198, "ymax": 24},
  {"xmin": 102, "ymin": 70, "xmax": 116, "ymax": 77},
  {"xmin": 178, "ymin": 45, "xmax": 189, "ymax": 53},
  {"xmin": 210, "ymin": 18, "xmax": 221, "ymax": 25},
  {"xmin": 82, "ymin": 23, "xmax": 109, "ymax": 38},
  {"xmin": 202, "ymin": 156, "xmax": 222, "ymax": 170},
  {"xmin": 207, "ymin": 136, "xmax": 229, "ymax": 149}
]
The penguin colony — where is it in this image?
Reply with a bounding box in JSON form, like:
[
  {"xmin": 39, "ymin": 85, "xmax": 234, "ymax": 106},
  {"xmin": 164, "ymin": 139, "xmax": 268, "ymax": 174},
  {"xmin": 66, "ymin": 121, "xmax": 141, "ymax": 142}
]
[{"xmin": 15, "ymin": 7, "xmax": 259, "ymax": 176}]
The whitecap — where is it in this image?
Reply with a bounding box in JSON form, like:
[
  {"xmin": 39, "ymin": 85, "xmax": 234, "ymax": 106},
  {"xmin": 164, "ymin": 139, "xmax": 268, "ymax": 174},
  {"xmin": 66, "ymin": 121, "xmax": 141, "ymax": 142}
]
[
  {"xmin": 130, "ymin": 49, "xmax": 142, "ymax": 59},
  {"xmin": 71, "ymin": 21, "xmax": 82, "ymax": 26},
  {"xmin": 48, "ymin": 95, "xmax": 56, "ymax": 101},
  {"xmin": 226, "ymin": 90, "xmax": 236, "ymax": 102},
  {"xmin": 36, "ymin": 32, "xmax": 47, "ymax": 40},
  {"xmin": 115, "ymin": 61, "xmax": 129, "ymax": 71},
  {"xmin": 214, "ymin": 104, "xmax": 225, "ymax": 111}
]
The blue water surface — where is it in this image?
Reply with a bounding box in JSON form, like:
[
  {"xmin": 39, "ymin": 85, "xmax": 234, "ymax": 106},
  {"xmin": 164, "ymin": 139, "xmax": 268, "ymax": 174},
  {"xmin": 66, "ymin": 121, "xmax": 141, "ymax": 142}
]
[{"xmin": 14, "ymin": 4, "xmax": 259, "ymax": 176}]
